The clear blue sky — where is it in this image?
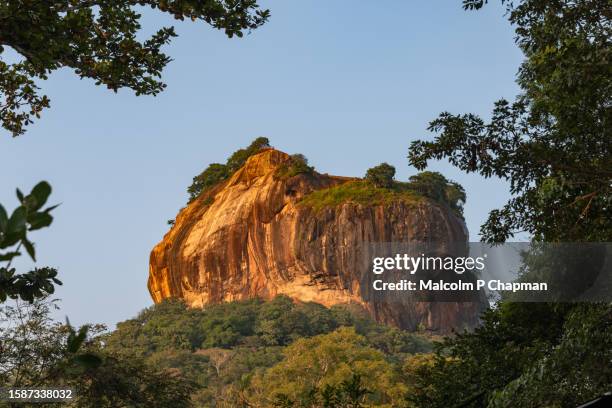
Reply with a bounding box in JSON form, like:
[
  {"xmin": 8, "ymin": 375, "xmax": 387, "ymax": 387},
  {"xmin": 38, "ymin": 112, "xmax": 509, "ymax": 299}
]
[{"xmin": 0, "ymin": 1, "xmax": 524, "ymax": 327}]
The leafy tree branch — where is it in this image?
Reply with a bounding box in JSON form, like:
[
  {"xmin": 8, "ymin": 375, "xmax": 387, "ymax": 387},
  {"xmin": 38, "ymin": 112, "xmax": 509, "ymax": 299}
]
[
  {"xmin": 0, "ymin": 181, "xmax": 61, "ymax": 302},
  {"xmin": 0, "ymin": 0, "xmax": 270, "ymax": 136}
]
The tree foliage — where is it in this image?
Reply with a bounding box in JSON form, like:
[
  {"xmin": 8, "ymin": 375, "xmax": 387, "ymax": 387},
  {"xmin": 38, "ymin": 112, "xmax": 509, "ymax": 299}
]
[
  {"xmin": 105, "ymin": 295, "xmax": 431, "ymax": 357},
  {"xmin": 487, "ymin": 304, "xmax": 612, "ymax": 408},
  {"xmin": 249, "ymin": 328, "xmax": 406, "ymax": 407},
  {"xmin": 408, "ymin": 303, "xmax": 612, "ymax": 408},
  {"xmin": 407, "ymin": 171, "xmax": 466, "ymax": 216},
  {"xmin": 0, "ymin": 181, "xmax": 61, "ymax": 303},
  {"xmin": 4, "ymin": 292, "xmax": 526, "ymax": 408},
  {"xmin": 405, "ymin": 1, "xmax": 612, "ymax": 407},
  {"xmin": 0, "ymin": 0, "xmax": 270, "ymax": 137},
  {"xmin": 365, "ymin": 163, "xmax": 396, "ymax": 189},
  {"xmin": 0, "ymin": 297, "xmax": 194, "ymax": 407},
  {"xmin": 187, "ymin": 136, "xmax": 270, "ymax": 202},
  {"xmin": 406, "ymin": 303, "xmax": 570, "ymax": 407},
  {"xmin": 275, "ymin": 153, "xmax": 315, "ymax": 179},
  {"xmin": 409, "ymin": 0, "xmax": 611, "ymax": 243},
  {"xmin": 103, "ymin": 296, "xmax": 433, "ymax": 407},
  {"xmin": 273, "ymin": 373, "xmax": 372, "ymax": 408}
]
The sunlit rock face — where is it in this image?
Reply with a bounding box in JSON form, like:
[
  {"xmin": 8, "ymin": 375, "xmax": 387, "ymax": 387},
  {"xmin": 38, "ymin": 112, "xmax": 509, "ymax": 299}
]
[{"xmin": 148, "ymin": 149, "xmax": 486, "ymax": 333}]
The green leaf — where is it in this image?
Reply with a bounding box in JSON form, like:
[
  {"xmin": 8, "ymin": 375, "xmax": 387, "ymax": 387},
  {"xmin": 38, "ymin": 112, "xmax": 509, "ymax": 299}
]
[
  {"xmin": 67, "ymin": 324, "xmax": 89, "ymax": 353},
  {"xmin": 16, "ymin": 188, "xmax": 24, "ymax": 203},
  {"xmin": 0, "ymin": 251, "xmax": 21, "ymax": 261},
  {"xmin": 7, "ymin": 207, "xmax": 27, "ymax": 235},
  {"xmin": 28, "ymin": 212, "xmax": 53, "ymax": 231},
  {"xmin": 0, "ymin": 204, "xmax": 7, "ymax": 233},
  {"xmin": 0, "ymin": 232, "xmax": 22, "ymax": 248},
  {"xmin": 44, "ymin": 204, "xmax": 60, "ymax": 213},
  {"xmin": 23, "ymin": 239, "xmax": 35, "ymax": 261},
  {"xmin": 29, "ymin": 181, "xmax": 52, "ymax": 210}
]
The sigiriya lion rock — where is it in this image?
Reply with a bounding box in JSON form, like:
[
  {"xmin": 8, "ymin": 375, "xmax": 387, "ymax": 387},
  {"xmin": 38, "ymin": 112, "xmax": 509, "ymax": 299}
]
[{"xmin": 148, "ymin": 148, "xmax": 486, "ymax": 333}]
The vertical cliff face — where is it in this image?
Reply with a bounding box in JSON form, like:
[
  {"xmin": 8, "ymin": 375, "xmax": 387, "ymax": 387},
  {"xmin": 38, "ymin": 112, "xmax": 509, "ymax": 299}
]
[{"xmin": 148, "ymin": 149, "xmax": 486, "ymax": 332}]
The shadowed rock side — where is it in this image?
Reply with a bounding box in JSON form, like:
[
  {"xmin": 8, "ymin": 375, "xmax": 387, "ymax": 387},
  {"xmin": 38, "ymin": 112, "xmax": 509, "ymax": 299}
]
[{"xmin": 148, "ymin": 149, "xmax": 486, "ymax": 333}]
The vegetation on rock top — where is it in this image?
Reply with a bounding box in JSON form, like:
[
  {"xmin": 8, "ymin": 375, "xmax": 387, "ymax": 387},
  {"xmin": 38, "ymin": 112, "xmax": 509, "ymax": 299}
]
[
  {"xmin": 365, "ymin": 163, "xmax": 397, "ymax": 189},
  {"xmin": 187, "ymin": 141, "xmax": 466, "ymax": 220},
  {"xmin": 300, "ymin": 169, "xmax": 466, "ymax": 217},
  {"xmin": 299, "ymin": 180, "xmax": 424, "ymax": 213},
  {"xmin": 274, "ymin": 153, "xmax": 316, "ymax": 180},
  {"xmin": 187, "ymin": 137, "xmax": 271, "ymax": 202}
]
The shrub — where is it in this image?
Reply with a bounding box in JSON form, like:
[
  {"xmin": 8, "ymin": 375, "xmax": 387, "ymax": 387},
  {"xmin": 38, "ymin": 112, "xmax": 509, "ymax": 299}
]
[
  {"xmin": 225, "ymin": 136, "xmax": 271, "ymax": 173},
  {"xmin": 187, "ymin": 163, "xmax": 229, "ymax": 202},
  {"xmin": 275, "ymin": 153, "xmax": 315, "ymax": 179},
  {"xmin": 187, "ymin": 137, "xmax": 271, "ymax": 202},
  {"xmin": 407, "ymin": 171, "xmax": 465, "ymax": 216},
  {"xmin": 365, "ymin": 163, "xmax": 396, "ymax": 188}
]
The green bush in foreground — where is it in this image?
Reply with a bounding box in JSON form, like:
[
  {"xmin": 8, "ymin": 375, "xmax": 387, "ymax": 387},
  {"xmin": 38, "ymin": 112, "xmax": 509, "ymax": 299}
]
[{"xmin": 0, "ymin": 298, "xmax": 194, "ymax": 408}]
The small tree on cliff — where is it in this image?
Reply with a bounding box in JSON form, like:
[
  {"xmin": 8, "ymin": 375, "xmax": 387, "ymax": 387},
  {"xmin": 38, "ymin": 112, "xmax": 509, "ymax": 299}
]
[
  {"xmin": 408, "ymin": 171, "xmax": 466, "ymax": 216},
  {"xmin": 187, "ymin": 163, "xmax": 230, "ymax": 202},
  {"xmin": 226, "ymin": 137, "xmax": 271, "ymax": 173},
  {"xmin": 188, "ymin": 137, "xmax": 271, "ymax": 201},
  {"xmin": 365, "ymin": 163, "xmax": 396, "ymax": 189},
  {"xmin": 275, "ymin": 153, "xmax": 315, "ymax": 179}
]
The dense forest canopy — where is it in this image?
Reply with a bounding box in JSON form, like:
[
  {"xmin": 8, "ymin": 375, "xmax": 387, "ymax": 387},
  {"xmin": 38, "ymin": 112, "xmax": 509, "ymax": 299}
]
[
  {"xmin": 102, "ymin": 296, "xmax": 435, "ymax": 406},
  {"xmin": 0, "ymin": 295, "xmax": 436, "ymax": 407}
]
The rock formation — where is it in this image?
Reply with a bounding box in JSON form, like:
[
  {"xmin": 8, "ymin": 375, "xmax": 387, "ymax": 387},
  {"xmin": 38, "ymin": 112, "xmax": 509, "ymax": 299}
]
[{"xmin": 148, "ymin": 149, "xmax": 486, "ymax": 332}]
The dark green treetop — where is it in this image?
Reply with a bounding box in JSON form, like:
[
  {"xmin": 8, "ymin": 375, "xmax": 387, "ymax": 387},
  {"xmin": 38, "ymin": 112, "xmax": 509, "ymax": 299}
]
[
  {"xmin": 408, "ymin": 171, "xmax": 466, "ymax": 216},
  {"xmin": 275, "ymin": 153, "xmax": 315, "ymax": 179},
  {"xmin": 365, "ymin": 163, "xmax": 396, "ymax": 189}
]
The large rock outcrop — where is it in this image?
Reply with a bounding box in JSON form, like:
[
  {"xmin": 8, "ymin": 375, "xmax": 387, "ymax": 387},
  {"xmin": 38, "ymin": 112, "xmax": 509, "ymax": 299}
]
[{"xmin": 148, "ymin": 149, "xmax": 486, "ymax": 332}]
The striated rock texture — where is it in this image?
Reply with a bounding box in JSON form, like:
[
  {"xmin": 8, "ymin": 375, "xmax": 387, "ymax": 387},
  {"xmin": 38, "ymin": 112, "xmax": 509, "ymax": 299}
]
[{"xmin": 148, "ymin": 149, "xmax": 486, "ymax": 333}]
